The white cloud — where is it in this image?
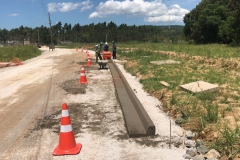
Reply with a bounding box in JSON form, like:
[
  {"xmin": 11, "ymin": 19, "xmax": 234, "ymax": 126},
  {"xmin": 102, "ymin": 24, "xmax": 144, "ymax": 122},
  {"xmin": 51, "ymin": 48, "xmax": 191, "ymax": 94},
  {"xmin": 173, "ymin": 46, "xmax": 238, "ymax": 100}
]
[
  {"xmin": 89, "ymin": 0, "xmax": 189, "ymax": 23},
  {"xmin": 9, "ymin": 14, "xmax": 19, "ymax": 17},
  {"xmin": 80, "ymin": 5, "xmax": 93, "ymax": 12},
  {"xmin": 48, "ymin": 0, "xmax": 93, "ymax": 13},
  {"xmin": 80, "ymin": 1, "xmax": 94, "ymax": 13}
]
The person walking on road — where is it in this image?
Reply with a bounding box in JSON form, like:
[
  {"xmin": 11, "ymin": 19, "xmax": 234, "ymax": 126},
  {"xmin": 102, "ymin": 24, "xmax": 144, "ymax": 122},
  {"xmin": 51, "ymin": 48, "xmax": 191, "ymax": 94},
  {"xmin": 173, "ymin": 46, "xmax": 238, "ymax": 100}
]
[
  {"xmin": 112, "ymin": 41, "xmax": 117, "ymax": 59},
  {"xmin": 95, "ymin": 43, "xmax": 102, "ymax": 62}
]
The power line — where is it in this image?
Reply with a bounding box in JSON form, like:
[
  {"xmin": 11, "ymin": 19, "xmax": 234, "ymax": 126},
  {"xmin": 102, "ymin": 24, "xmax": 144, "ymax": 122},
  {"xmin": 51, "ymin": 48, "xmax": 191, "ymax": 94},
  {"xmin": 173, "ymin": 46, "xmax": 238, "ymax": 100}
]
[
  {"xmin": 48, "ymin": 13, "xmax": 54, "ymax": 50},
  {"xmin": 37, "ymin": 0, "xmax": 48, "ymax": 18},
  {"xmin": 40, "ymin": 0, "xmax": 48, "ymax": 14}
]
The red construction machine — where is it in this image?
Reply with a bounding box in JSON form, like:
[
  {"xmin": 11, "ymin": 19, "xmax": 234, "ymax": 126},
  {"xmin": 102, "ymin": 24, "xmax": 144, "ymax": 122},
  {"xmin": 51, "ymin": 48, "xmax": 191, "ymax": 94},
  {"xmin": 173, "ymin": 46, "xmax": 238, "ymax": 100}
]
[{"xmin": 102, "ymin": 51, "xmax": 112, "ymax": 60}]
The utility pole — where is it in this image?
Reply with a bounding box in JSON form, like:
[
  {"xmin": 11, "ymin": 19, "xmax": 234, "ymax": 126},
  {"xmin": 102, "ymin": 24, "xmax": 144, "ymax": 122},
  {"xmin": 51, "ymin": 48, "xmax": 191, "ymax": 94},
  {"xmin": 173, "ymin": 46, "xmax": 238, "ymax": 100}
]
[
  {"xmin": 48, "ymin": 13, "xmax": 54, "ymax": 50},
  {"xmin": 58, "ymin": 32, "xmax": 59, "ymax": 45},
  {"xmin": 38, "ymin": 32, "xmax": 39, "ymax": 41},
  {"xmin": 168, "ymin": 13, "xmax": 171, "ymax": 29},
  {"xmin": 105, "ymin": 32, "xmax": 108, "ymax": 42}
]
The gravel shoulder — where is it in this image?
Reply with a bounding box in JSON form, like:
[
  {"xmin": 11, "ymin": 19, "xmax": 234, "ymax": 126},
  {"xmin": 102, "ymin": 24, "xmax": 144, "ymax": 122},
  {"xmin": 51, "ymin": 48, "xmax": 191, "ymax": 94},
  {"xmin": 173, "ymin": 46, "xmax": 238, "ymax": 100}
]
[{"xmin": 0, "ymin": 47, "xmax": 190, "ymax": 160}]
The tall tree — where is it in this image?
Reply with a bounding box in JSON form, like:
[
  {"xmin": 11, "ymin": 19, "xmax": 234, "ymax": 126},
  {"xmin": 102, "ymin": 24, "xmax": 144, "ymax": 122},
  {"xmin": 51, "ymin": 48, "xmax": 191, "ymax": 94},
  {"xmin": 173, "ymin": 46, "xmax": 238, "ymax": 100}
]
[
  {"xmin": 183, "ymin": 0, "xmax": 240, "ymax": 44},
  {"xmin": 0, "ymin": 29, "xmax": 9, "ymax": 43},
  {"xmin": 72, "ymin": 23, "xmax": 81, "ymax": 43}
]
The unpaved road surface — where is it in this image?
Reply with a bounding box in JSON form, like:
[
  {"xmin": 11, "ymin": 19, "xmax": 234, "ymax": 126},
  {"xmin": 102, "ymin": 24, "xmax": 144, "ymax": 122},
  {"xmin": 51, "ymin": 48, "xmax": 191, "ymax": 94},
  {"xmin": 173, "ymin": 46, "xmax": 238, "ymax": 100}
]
[{"xmin": 0, "ymin": 48, "xmax": 188, "ymax": 160}]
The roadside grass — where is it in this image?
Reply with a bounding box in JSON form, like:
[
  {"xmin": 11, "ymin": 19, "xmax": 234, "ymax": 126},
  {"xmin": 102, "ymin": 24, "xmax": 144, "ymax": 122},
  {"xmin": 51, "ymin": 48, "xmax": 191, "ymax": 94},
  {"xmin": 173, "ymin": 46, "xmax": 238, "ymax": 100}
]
[
  {"xmin": 118, "ymin": 42, "xmax": 240, "ymax": 158},
  {"xmin": 213, "ymin": 124, "xmax": 240, "ymax": 159},
  {"xmin": 0, "ymin": 45, "xmax": 42, "ymax": 62},
  {"xmin": 119, "ymin": 42, "xmax": 240, "ymax": 59}
]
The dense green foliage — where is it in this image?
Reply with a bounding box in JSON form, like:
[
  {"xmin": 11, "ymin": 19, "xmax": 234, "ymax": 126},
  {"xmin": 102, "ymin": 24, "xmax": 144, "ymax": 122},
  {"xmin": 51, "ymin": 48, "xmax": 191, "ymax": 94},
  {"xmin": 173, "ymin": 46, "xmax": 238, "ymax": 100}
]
[
  {"xmin": 0, "ymin": 22, "xmax": 183, "ymax": 45},
  {"xmin": 183, "ymin": 0, "xmax": 240, "ymax": 44},
  {"xmin": 0, "ymin": 45, "xmax": 41, "ymax": 62}
]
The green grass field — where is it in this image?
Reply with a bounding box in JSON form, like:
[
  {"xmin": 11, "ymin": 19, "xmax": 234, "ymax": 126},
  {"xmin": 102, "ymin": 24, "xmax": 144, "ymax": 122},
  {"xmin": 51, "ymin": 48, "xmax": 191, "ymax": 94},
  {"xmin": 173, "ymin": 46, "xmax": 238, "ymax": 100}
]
[{"xmin": 117, "ymin": 42, "xmax": 240, "ymax": 159}]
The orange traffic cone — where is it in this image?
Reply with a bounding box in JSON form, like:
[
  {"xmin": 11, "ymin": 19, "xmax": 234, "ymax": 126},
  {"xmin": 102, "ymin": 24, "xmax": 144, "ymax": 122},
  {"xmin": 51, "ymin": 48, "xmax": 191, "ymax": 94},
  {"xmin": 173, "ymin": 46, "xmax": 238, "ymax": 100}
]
[
  {"xmin": 79, "ymin": 66, "xmax": 88, "ymax": 84},
  {"xmin": 52, "ymin": 103, "xmax": 82, "ymax": 156},
  {"xmin": 87, "ymin": 58, "xmax": 92, "ymax": 66},
  {"xmin": 87, "ymin": 53, "xmax": 90, "ymax": 59}
]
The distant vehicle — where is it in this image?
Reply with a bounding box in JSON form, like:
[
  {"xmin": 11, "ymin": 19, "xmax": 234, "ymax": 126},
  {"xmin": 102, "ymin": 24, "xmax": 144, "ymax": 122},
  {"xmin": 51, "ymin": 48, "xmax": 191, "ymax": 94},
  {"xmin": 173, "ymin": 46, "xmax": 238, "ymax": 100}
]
[
  {"xmin": 35, "ymin": 40, "xmax": 41, "ymax": 48},
  {"xmin": 49, "ymin": 44, "xmax": 55, "ymax": 51}
]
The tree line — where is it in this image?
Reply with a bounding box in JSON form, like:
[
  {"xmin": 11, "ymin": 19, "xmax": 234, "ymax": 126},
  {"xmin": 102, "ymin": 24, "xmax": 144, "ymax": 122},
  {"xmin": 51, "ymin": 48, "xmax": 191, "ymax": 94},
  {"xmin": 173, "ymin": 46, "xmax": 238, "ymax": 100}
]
[
  {"xmin": 183, "ymin": 0, "xmax": 240, "ymax": 45},
  {"xmin": 1, "ymin": 0, "xmax": 239, "ymax": 46},
  {"xmin": 0, "ymin": 22, "xmax": 183, "ymax": 46}
]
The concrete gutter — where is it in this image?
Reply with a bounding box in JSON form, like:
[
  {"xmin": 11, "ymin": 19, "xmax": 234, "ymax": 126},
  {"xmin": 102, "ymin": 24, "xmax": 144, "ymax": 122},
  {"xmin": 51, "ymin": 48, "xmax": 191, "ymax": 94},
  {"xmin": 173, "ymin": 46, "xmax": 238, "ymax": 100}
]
[{"xmin": 108, "ymin": 61, "xmax": 155, "ymax": 137}]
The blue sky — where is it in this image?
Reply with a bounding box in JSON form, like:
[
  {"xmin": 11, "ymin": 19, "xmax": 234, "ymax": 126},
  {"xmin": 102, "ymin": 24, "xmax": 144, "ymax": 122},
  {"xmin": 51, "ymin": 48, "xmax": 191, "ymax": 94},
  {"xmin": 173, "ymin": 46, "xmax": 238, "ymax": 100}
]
[{"xmin": 0, "ymin": 0, "xmax": 201, "ymax": 30}]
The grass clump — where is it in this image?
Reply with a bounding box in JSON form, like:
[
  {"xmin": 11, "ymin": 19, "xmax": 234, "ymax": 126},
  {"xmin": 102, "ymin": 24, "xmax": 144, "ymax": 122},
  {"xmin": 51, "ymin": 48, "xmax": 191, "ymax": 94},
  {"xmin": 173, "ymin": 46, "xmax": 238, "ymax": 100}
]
[{"xmin": 213, "ymin": 124, "xmax": 240, "ymax": 159}]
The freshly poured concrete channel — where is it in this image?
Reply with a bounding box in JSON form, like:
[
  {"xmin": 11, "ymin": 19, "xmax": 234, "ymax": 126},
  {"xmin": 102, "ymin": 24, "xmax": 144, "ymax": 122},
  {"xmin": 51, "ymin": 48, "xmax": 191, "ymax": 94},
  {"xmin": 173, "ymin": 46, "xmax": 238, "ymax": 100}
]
[{"xmin": 108, "ymin": 61, "xmax": 155, "ymax": 137}]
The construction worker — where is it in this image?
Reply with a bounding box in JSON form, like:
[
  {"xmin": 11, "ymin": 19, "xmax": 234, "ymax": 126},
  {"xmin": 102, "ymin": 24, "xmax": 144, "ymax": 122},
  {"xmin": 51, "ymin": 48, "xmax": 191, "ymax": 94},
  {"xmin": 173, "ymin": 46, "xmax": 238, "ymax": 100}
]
[
  {"xmin": 103, "ymin": 42, "xmax": 109, "ymax": 51},
  {"xmin": 95, "ymin": 43, "xmax": 102, "ymax": 62},
  {"xmin": 112, "ymin": 40, "xmax": 117, "ymax": 59}
]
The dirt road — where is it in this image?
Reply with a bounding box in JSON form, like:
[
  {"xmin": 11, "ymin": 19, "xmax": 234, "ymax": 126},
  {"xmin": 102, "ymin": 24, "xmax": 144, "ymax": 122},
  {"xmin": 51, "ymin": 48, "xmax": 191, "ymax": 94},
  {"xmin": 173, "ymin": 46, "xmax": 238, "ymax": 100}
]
[{"xmin": 0, "ymin": 48, "xmax": 188, "ymax": 160}]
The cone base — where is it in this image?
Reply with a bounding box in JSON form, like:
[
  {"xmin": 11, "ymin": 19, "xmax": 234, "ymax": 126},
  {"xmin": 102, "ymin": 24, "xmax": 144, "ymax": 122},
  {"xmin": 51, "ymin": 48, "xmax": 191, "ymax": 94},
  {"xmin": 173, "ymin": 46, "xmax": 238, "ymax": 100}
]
[
  {"xmin": 79, "ymin": 82, "xmax": 88, "ymax": 84},
  {"xmin": 52, "ymin": 143, "xmax": 82, "ymax": 156},
  {"xmin": 78, "ymin": 80, "xmax": 88, "ymax": 84}
]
